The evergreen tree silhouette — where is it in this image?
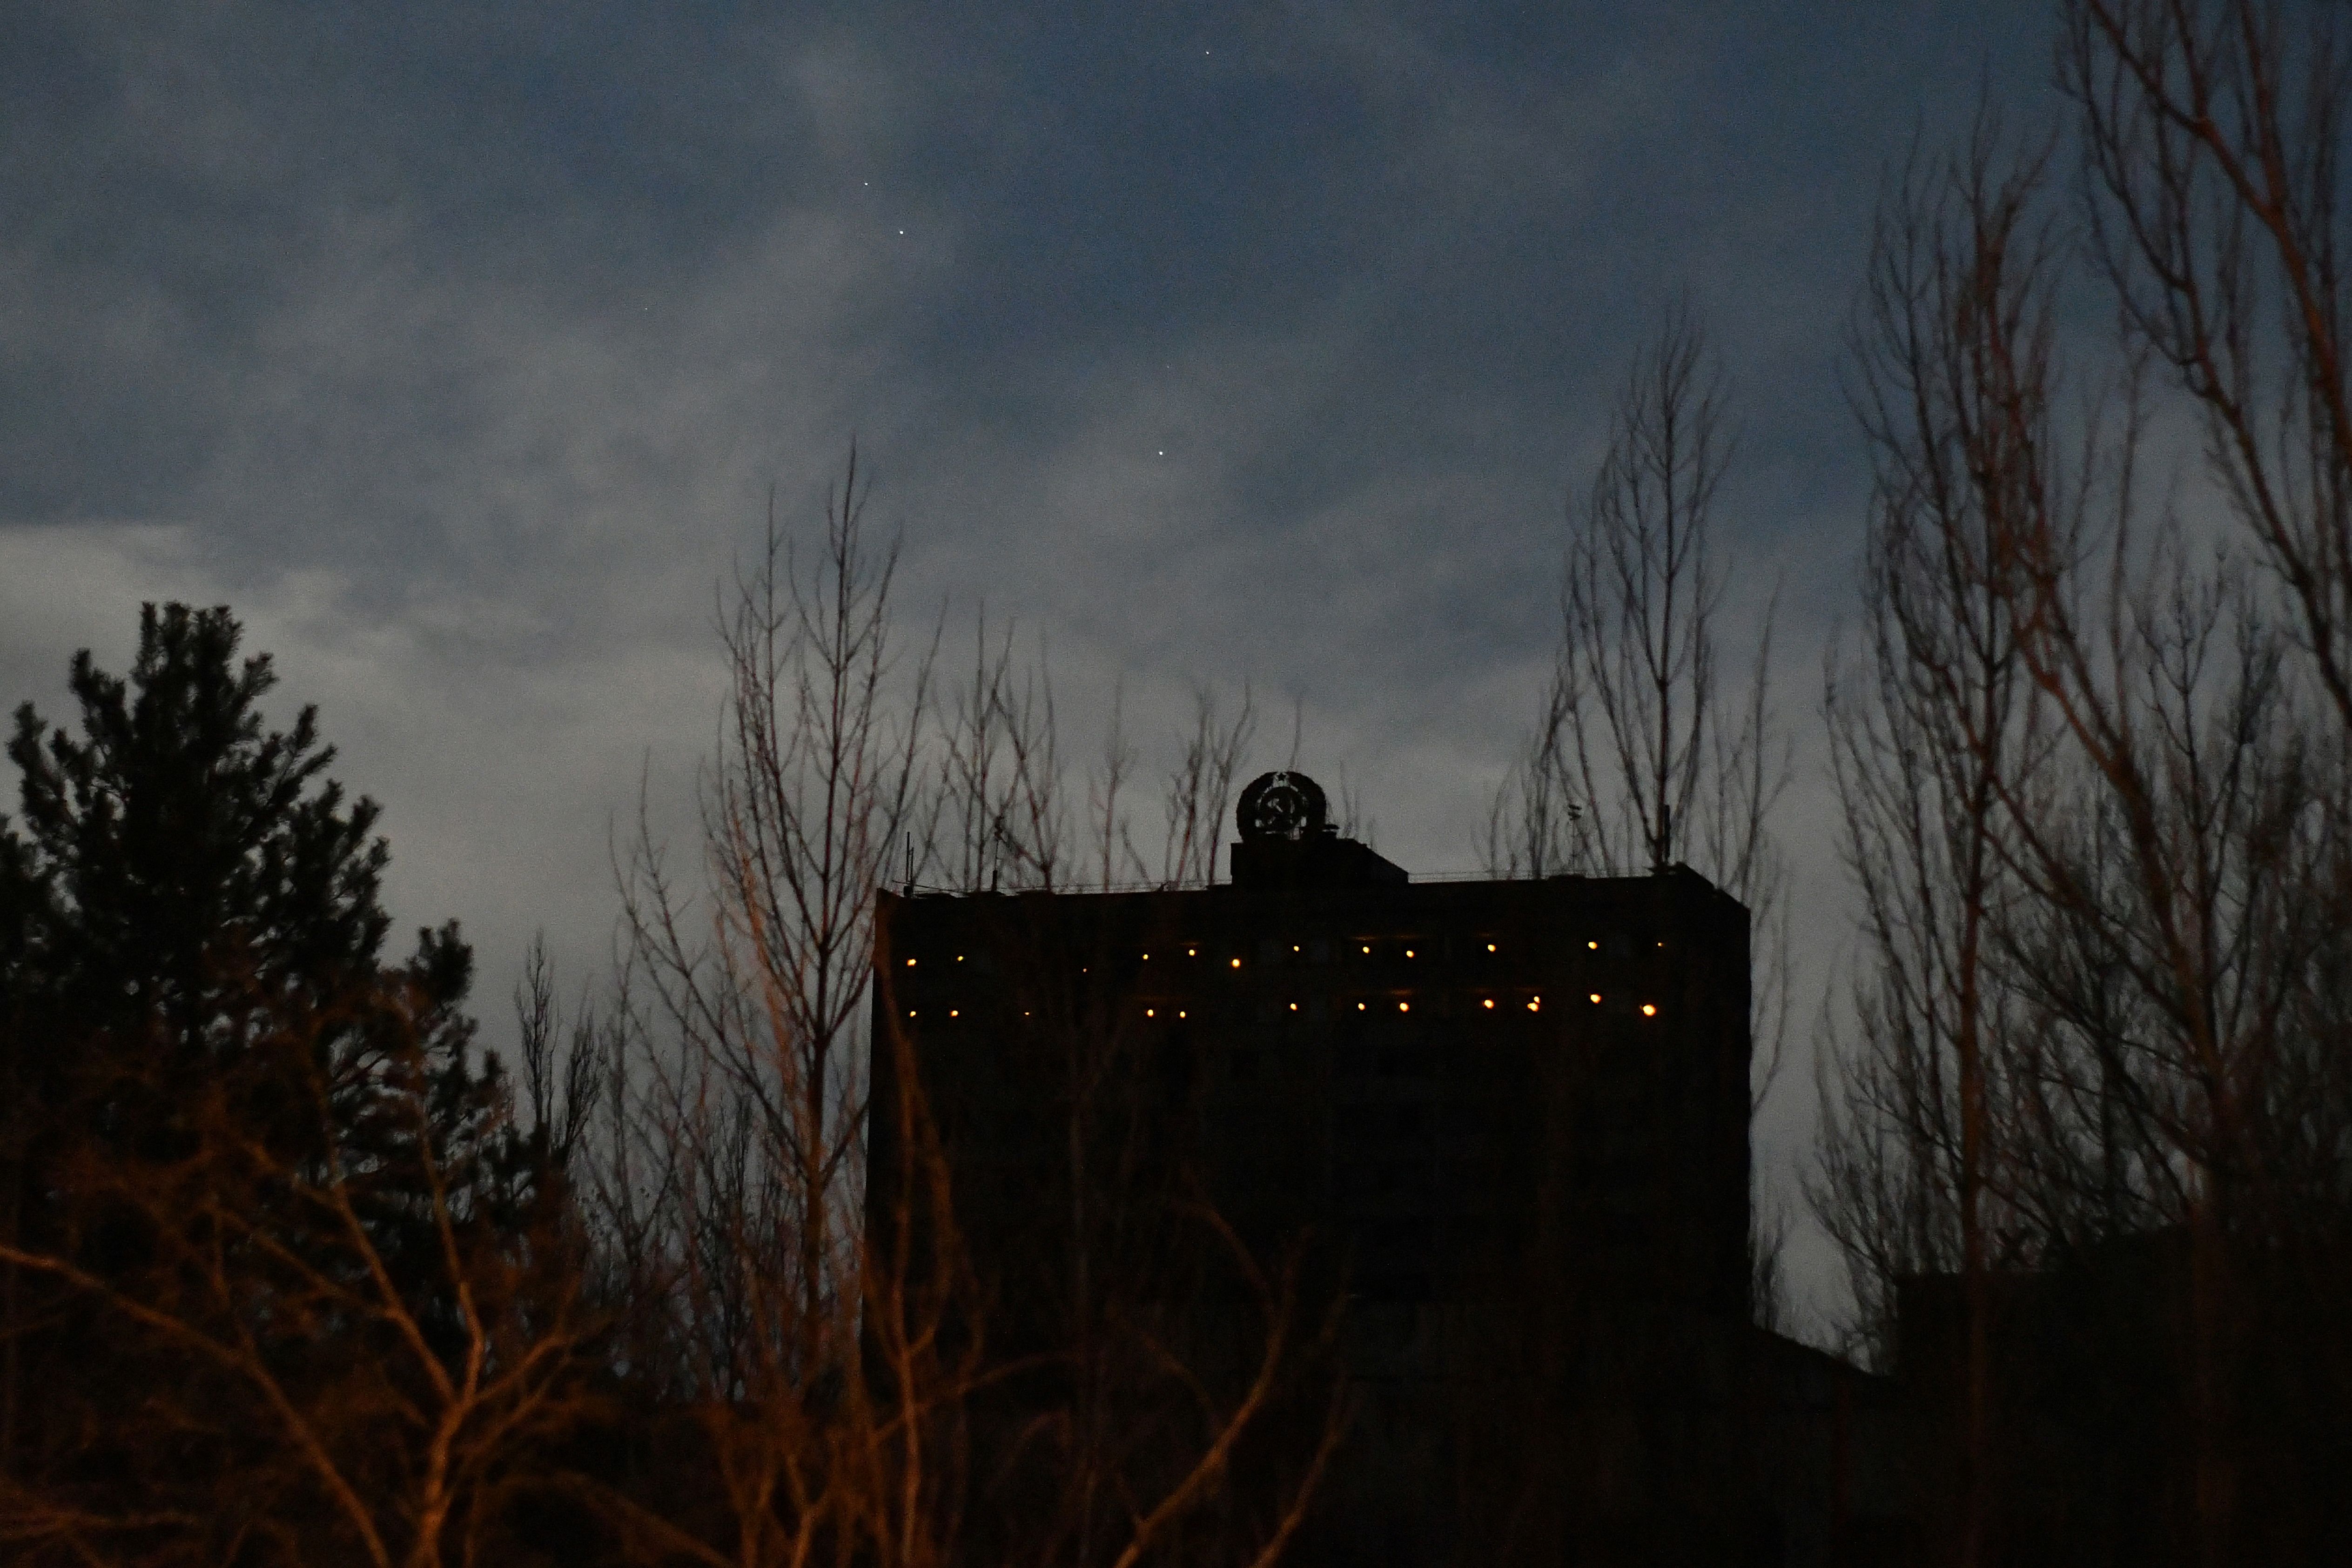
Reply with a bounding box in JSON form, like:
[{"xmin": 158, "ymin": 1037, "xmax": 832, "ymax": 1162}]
[{"xmin": 0, "ymin": 603, "xmax": 519, "ymax": 1526}]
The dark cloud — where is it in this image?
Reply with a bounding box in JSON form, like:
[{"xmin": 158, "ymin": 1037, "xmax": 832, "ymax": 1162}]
[{"xmin": 2, "ymin": 0, "xmax": 2063, "ymax": 1321}]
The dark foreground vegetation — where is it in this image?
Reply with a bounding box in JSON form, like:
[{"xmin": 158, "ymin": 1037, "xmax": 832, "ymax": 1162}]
[
  {"xmin": 7, "ymin": 2, "xmax": 2352, "ymax": 1563},
  {"xmin": 1806, "ymin": 0, "xmax": 2352, "ymax": 1559}
]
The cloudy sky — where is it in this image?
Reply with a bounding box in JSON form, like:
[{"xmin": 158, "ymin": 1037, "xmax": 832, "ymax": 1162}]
[{"xmin": 3, "ymin": 0, "xmax": 2064, "ymax": 1327}]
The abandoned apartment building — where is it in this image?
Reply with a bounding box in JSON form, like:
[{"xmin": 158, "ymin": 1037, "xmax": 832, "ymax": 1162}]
[{"xmin": 868, "ymin": 771, "xmax": 1897, "ymax": 1566}]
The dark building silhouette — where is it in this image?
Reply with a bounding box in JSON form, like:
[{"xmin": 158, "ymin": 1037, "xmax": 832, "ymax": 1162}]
[
  {"xmin": 870, "ymin": 772, "xmax": 1869, "ymax": 1564},
  {"xmin": 1891, "ymin": 1226, "xmax": 2352, "ymax": 1565}
]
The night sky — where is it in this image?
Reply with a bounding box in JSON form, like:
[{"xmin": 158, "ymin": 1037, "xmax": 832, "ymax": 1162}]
[{"xmin": 1, "ymin": 1, "xmax": 2064, "ymax": 1324}]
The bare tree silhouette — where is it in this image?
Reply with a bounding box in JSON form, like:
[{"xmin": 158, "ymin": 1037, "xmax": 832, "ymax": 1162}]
[
  {"xmin": 1813, "ymin": 5, "xmax": 2352, "ymax": 1555},
  {"xmin": 589, "ymin": 447, "xmax": 1331, "ymax": 1566},
  {"xmin": 1491, "ymin": 308, "xmax": 1794, "ymax": 1332}
]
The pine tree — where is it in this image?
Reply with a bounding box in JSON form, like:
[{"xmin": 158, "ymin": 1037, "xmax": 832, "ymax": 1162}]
[
  {"xmin": 7, "ymin": 604, "xmax": 393, "ymax": 1063},
  {"xmin": 0, "ymin": 604, "xmax": 535, "ymax": 1554}
]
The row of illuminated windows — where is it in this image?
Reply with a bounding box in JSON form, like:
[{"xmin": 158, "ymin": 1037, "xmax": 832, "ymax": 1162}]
[
  {"xmin": 1155, "ymin": 992, "xmax": 1661, "ymax": 1021},
  {"xmin": 902, "ymin": 991, "xmax": 1666, "ymax": 1025},
  {"xmin": 894, "ymin": 931, "xmax": 1674, "ymax": 978},
  {"xmin": 1142, "ymin": 936, "xmax": 1505, "ymax": 968},
  {"xmin": 1144, "ymin": 934, "xmax": 1672, "ymax": 966}
]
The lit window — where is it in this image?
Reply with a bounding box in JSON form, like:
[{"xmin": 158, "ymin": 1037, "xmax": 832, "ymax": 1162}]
[{"xmin": 1641, "ymin": 1003, "xmax": 1658, "ymax": 1018}]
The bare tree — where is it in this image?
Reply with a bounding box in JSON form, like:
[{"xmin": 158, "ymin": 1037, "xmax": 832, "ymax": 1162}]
[
  {"xmin": 2068, "ymin": 0, "xmax": 2352, "ymax": 728},
  {"xmin": 1156, "ymin": 688, "xmax": 1256, "ymax": 889},
  {"xmin": 921, "ymin": 647, "xmax": 1338, "ymax": 1568},
  {"xmin": 1814, "ymin": 9, "xmax": 2352, "ymax": 1549},
  {"xmin": 2047, "ymin": 5, "xmax": 2352, "ymax": 1555},
  {"xmin": 0, "ymin": 979, "xmax": 597, "ymax": 1568},
  {"xmin": 937, "ymin": 618, "xmax": 1070, "ymax": 893},
  {"xmin": 1490, "ymin": 306, "xmax": 1783, "ymax": 882},
  {"xmin": 1087, "ymin": 682, "xmax": 1149, "ymax": 889},
  {"xmin": 1482, "ymin": 674, "xmax": 1582, "ymax": 882},
  {"xmin": 1811, "ymin": 120, "xmax": 2072, "ymax": 1562},
  {"xmin": 514, "ymin": 935, "xmax": 602, "ymax": 1180},
  {"xmin": 577, "ymin": 449, "xmax": 988, "ymax": 1568},
  {"xmin": 1491, "ymin": 307, "xmax": 1794, "ymax": 1326},
  {"xmin": 593, "ymin": 449, "xmax": 1330, "ymax": 1566},
  {"xmin": 614, "ymin": 447, "xmax": 934, "ymax": 1390},
  {"xmin": 933, "ymin": 638, "xmax": 1252, "ymax": 896},
  {"xmin": 1578, "ymin": 309, "xmax": 1737, "ymax": 876}
]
